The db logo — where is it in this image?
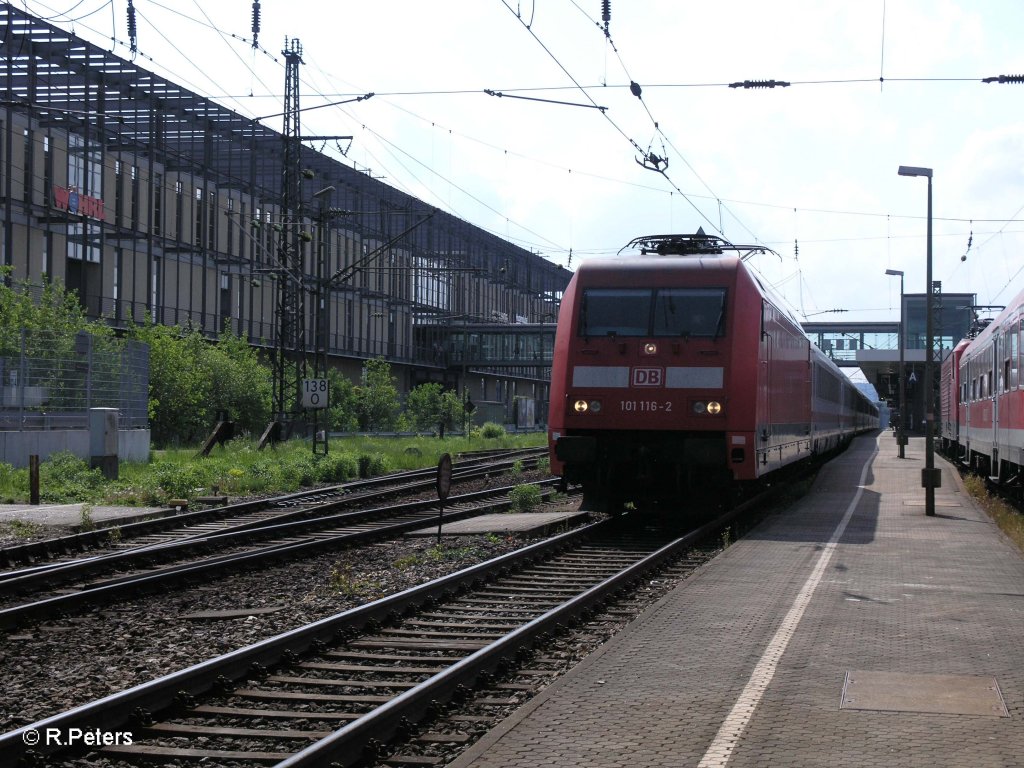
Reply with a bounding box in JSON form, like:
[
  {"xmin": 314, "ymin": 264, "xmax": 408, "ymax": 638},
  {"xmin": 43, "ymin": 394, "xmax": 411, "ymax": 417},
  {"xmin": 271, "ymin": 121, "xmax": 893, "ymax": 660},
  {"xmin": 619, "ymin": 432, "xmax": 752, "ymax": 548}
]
[{"xmin": 631, "ymin": 367, "xmax": 663, "ymax": 387}]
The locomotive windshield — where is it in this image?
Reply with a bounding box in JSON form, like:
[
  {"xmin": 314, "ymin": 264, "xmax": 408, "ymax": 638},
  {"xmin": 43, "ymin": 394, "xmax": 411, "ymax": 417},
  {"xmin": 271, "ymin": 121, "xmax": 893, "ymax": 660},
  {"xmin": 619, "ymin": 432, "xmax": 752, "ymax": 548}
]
[
  {"xmin": 579, "ymin": 289, "xmax": 651, "ymax": 336},
  {"xmin": 654, "ymin": 288, "xmax": 726, "ymax": 337},
  {"xmin": 579, "ymin": 287, "xmax": 726, "ymax": 337}
]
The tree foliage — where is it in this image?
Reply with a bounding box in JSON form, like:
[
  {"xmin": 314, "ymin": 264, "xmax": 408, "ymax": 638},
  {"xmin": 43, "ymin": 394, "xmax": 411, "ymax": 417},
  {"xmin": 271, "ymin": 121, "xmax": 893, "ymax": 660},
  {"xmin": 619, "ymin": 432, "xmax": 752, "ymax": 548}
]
[
  {"xmin": 199, "ymin": 329, "xmax": 273, "ymax": 435},
  {"xmin": 128, "ymin": 322, "xmax": 272, "ymax": 446},
  {"xmin": 405, "ymin": 382, "xmax": 462, "ymax": 434},
  {"xmin": 327, "ymin": 368, "xmax": 359, "ymax": 432},
  {"xmin": 357, "ymin": 357, "xmax": 401, "ymax": 431},
  {"xmin": 0, "ymin": 270, "xmax": 110, "ymax": 357},
  {"xmin": 1, "ymin": 274, "xmax": 511, "ymax": 447}
]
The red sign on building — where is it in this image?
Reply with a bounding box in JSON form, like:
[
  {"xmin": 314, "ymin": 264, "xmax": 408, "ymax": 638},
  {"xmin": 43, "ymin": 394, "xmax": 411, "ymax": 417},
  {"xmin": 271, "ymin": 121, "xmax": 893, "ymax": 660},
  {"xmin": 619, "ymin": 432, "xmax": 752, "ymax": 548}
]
[{"xmin": 52, "ymin": 185, "xmax": 105, "ymax": 221}]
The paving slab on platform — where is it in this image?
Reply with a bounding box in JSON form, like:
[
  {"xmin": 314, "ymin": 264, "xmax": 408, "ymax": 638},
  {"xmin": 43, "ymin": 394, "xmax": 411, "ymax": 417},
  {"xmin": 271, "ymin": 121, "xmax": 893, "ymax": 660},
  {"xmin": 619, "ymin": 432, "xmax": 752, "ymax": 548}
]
[
  {"xmin": 840, "ymin": 670, "xmax": 1009, "ymax": 717},
  {"xmin": 408, "ymin": 511, "xmax": 590, "ymax": 538}
]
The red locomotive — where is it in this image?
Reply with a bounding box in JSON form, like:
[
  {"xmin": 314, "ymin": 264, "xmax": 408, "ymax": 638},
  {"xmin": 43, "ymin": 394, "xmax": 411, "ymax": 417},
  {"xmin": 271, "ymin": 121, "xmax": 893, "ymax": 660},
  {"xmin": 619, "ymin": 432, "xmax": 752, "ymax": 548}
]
[
  {"xmin": 940, "ymin": 289, "xmax": 1024, "ymax": 499},
  {"xmin": 547, "ymin": 232, "xmax": 878, "ymax": 512}
]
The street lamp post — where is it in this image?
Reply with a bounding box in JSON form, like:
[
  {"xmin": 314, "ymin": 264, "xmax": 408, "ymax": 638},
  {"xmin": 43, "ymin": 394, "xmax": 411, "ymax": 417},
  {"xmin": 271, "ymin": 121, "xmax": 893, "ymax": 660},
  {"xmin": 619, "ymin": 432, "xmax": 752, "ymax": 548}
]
[
  {"xmin": 897, "ymin": 165, "xmax": 938, "ymax": 516},
  {"xmin": 885, "ymin": 268, "xmax": 906, "ymax": 458}
]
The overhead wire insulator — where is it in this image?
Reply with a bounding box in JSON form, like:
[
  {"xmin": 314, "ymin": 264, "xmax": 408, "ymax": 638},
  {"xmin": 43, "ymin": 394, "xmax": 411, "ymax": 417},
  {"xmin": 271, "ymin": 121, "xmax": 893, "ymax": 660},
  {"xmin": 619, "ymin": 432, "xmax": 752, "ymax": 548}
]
[
  {"xmin": 962, "ymin": 221, "xmax": 973, "ymax": 262},
  {"xmin": 602, "ymin": 0, "xmax": 611, "ymax": 37},
  {"xmin": 728, "ymin": 79, "xmax": 791, "ymax": 89},
  {"xmin": 252, "ymin": 0, "xmax": 261, "ymax": 50},
  {"xmin": 126, "ymin": 0, "xmax": 137, "ymax": 54},
  {"xmin": 982, "ymin": 74, "xmax": 1024, "ymax": 84}
]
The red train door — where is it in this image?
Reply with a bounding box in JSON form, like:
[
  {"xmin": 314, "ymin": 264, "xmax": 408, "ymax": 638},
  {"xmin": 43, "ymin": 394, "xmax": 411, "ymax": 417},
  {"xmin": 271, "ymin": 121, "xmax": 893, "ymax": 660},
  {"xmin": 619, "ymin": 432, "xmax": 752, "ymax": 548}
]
[
  {"xmin": 759, "ymin": 300, "xmax": 771, "ymax": 448},
  {"xmin": 996, "ymin": 331, "xmax": 1010, "ymax": 478},
  {"xmin": 991, "ymin": 337, "xmax": 1000, "ymax": 474}
]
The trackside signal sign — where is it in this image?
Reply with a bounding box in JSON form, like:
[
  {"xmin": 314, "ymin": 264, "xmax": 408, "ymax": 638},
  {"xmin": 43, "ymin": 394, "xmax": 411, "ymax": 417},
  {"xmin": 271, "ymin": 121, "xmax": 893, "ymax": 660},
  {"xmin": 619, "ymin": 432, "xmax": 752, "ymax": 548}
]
[{"xmin": 301, "ymin": 378, "xmax": 329, "ymax": 409}]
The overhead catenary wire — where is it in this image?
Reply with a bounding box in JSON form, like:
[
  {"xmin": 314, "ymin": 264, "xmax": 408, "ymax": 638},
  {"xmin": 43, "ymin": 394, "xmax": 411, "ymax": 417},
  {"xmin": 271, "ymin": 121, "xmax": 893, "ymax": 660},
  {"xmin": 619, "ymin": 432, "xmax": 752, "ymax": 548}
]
[
  {"xmin": 294, "ymin": 52, "xmax": 572, "ymax": 260},
  {"xmin": 498, "ymin": 0, "xmax": 729, "ymax": 240},
  {"xmin": 16, "ymin": 2, "xmax": 1024, "ymax": 306},
  {"xmin": 106, "ymin": 1, "xmax": 1015, "ymax": 249}
]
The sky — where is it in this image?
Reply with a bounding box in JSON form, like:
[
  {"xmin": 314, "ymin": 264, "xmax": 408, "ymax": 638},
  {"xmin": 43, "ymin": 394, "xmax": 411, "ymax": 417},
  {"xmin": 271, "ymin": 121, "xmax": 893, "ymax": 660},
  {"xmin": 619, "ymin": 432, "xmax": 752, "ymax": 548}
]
[{"xmin": 17, "ymin": 0, "xmax": 1024, "ymax": 325}]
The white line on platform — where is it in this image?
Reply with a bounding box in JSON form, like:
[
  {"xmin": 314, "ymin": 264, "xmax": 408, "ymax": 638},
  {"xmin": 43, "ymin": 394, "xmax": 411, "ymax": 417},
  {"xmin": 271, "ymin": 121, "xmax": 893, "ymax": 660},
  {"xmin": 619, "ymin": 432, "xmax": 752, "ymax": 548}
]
[{"xmin": 697, "ymin": 444, "xmax": 877, "ymax": 768}]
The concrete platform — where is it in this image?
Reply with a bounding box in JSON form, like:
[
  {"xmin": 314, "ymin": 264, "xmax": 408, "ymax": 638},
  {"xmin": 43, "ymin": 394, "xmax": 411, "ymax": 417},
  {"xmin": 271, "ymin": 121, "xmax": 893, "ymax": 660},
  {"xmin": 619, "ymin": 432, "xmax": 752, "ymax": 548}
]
[
  {"xmin": 449, "ymin": 433, "xmax": 1024, "ymax": 768},
  {"xmin": 408, "ymin": 511, "xmax": 590, "ymax": 538},
  {"xmin": 0, "ymin": 502, "xmax": 171, "ymax": 529}
]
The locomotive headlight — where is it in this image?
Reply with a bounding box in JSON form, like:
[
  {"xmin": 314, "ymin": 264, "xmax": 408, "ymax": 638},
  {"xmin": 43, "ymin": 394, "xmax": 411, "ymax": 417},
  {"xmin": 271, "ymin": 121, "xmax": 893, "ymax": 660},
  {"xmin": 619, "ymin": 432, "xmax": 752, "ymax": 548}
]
[
  {"xmin": 574, "ymin": 399, "xmax": 589, "ymax": 413},
  {"xmin": 643, "ymin": 342, "xmax": 658, "ymax": 355},
  {"xmin": 692, "ymin": 400, "xmax": 723, "ymax": 415},
  {"xmin": 589, "ymin": 400, "xmax": 602, "ymax": 413}
]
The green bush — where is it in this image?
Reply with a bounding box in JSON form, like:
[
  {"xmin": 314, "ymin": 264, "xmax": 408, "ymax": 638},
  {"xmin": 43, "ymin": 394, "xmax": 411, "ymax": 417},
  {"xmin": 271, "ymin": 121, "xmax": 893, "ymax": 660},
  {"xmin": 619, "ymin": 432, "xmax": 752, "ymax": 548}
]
[
  {"xmin": 0, "ymin": 462, "xmax": 25, "ymax": 503},
  {"xmin": 38, "ymin": 452, "xmax": 106, "ymax": 503},
  {"xmin": 314, "ymin": 452, "xmax": 359, "ymax": 483},
  {"xmin": 327, "ymin": 369, "xmax": 360, "ymax": 432},
  {"xmin": 480, "ymin": 422, "xmax": 506, "ymax": 439},
  {"xmin": 246, "ymin": 457, "xmax": 279, "ymax": 488},
  {"xmin": 357, "ymin": 453, "xmax": 389, "ymax": 478},
  {"xmin": 290, "ymin": 455, "xmax": 320, "ymax": 487},
  {"xmin": 152, "ymin": 462, "xmax": 213, "ymax": 501},
  {"xmin": 0, "ymin": 270, "xmax": 110, "ymax": 358},
  {"xmin": 358, "ymin": 358, "xmax": 401, "ymax": 431},
  {"xmin": 508, "ymin": 483, "xmax": 542, "ymax": 512},
  {"xmin": 405, "ymin": 382, "xmax": 463, "ymax": 435},
  {"xmin": 128, "ymin": 323, "xmax": 272, "ymax": 446}
]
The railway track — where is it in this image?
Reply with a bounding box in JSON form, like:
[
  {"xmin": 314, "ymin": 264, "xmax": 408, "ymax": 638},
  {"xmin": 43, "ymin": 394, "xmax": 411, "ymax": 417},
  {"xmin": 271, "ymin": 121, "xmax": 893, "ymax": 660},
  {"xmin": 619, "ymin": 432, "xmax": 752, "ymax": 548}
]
[
  {"xmin": 1, "ymin": 504, "xmax": 747, "ymax": 768},
  {"xmin": 0, "ymin": 448, "xmax": 546, "ymax": 571},
  {"xmin": 0, "ymin": 477, "xmax": 563, "ymax": 629}
]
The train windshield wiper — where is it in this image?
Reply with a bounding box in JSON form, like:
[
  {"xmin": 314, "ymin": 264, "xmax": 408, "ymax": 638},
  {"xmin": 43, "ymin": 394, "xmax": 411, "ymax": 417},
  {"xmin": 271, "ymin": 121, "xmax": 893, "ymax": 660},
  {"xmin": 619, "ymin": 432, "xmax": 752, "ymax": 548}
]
[{"xmin": 712, "ymin": 305, "xmax": 725, "ymax": 339}]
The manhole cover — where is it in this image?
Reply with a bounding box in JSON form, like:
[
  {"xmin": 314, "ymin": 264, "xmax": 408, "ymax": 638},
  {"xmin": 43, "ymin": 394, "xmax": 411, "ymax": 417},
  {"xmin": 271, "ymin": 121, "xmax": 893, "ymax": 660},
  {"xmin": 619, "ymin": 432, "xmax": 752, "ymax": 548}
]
[{"xmin": 840, "ymin": 671, "xmax": 1008, "ymax": 717}]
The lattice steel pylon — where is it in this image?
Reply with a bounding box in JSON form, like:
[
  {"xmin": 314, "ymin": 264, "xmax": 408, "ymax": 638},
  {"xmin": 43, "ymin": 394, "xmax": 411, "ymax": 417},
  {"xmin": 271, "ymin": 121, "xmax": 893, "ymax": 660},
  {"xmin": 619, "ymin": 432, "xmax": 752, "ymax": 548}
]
[{"xmin": 272, "ymin": 37, "xmax": 308, "ymax": 429}]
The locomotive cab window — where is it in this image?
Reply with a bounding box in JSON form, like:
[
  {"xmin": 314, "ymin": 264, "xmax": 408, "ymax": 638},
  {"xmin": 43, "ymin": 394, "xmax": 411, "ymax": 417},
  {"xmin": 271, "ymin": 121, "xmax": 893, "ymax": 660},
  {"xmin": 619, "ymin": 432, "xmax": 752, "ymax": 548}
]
[
  {"xmin": 579, "ymin": 287, "xmax": 726, "ymax": 338},
  {"xmin": 654, "ymin": 288, "xmax": 726, "ymax": 337},
  {"xmin": 579, "ymin": 289, "xmax": 651, "ymax": 336}
]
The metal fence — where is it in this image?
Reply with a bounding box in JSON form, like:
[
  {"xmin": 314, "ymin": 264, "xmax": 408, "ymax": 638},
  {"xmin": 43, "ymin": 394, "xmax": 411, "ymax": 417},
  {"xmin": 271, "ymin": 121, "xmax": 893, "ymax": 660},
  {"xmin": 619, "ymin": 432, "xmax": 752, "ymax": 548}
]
[{"xmin": 0, "ymin": 330, "xmax": 149, "ymax": 430}]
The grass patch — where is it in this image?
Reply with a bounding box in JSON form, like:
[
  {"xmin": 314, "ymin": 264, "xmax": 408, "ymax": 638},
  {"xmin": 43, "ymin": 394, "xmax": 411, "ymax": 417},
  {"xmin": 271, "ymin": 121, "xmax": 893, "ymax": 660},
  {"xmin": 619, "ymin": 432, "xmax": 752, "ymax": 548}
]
[
  {"xmin": 2, "ymin": 519, "xmax": 45, "ymax": 539},
  {"xmin": 962, "ymin": 474, "xmax": 1024, "ymax": 553},
  {"xmin": 394, "ymin": 553, "xmax": 423, "ymax": 570},
  {"xmin": 327, "ymin": 564, "xmax": 379, "ymax": 597},
  {"xmin": 0, "ymin": 432, "xmax": 547, "ymax": 507},
  {"xmin": 508, "ymin": 484, "xmax": 542, "ymax": 512},
  {"xmin": 425, "ymin": 543, "xmax": 482, "ymax": 561}
]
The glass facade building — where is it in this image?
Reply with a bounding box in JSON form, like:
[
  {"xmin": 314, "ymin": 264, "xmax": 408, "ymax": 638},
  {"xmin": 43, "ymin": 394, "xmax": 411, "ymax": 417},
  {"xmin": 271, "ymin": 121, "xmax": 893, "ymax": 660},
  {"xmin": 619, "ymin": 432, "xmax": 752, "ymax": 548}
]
[{"xmin": 0, "ymin": 6, "xmax": 572, "ymax": 426}]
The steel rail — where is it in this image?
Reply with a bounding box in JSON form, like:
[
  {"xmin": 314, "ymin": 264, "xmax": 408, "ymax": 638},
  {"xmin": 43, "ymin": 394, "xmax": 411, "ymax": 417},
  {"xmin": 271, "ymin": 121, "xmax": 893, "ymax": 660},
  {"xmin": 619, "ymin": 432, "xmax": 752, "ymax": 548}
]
[
  {"xmin": 277, "ymin": 509, "xmax": 741, "ymax": 767},
  {"xmin": 0, "ymin": 515, "xmax": 603, "ymax": 764},
  {"xmin": 2, "ymin": 499, "xmax": 749, "ymax": 766},
  {"xmin": 0, "ymin": 479, "xmax": 561, "ymax": 629},
  {"xmin": 0, "ymin": 460, "xmax": 543, "ymax": 591},
  {"xmin": 0, "ymin": 448, "xmax": 544, "ymax": 571}
]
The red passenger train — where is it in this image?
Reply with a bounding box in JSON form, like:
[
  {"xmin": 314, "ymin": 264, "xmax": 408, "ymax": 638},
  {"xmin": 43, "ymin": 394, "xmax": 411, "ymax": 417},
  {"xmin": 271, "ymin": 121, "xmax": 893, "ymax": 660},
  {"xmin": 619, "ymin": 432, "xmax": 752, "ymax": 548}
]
[
  {"xmin": 547, "ymin": 232, "xmax": 878, "ymax": 512},
  {"xmin": 940, "ymin": 287, "xmax": 1024, "ymax": 498}
]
